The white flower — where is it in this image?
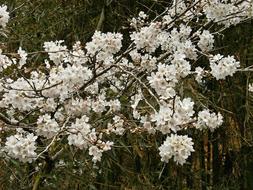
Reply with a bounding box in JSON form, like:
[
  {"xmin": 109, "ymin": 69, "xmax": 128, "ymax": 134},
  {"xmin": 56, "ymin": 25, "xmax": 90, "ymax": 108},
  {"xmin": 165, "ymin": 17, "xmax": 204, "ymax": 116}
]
[
  {"xmin": 0, "ymin": 5, "xmax": 9, "ymax": 28},
  {"xmin": 5, "ymin": 131, "xmax": 37, "ymax": 163},
  {"xmin": 162, "ymin": 14, "xmax": 172, "ymax": 25},
  {"xmin": 171, "ymin": 53, "xmax": 191, "ymax": 78},
  {"xmin": 107, "ymin": 116, "xmax": 125, "ymax": 135},
  {"xmin": 158, "ymin": 134, "xmax": 194, "ymax": 165},
  {"xmin": 151, "ymin": 97, "xmax": 195, "ymax": 134},
  {"xmin": 0, "ymin": 49, "xmax": 12, "ymax": 71},
  {"xmin": 195, "ymin": 109, "xmax": 223, "ymax": 131},
  {"xmin": 86, "ymin": 31, "xmax": 123, "ymax": 62},
  {"xmin": 89, "ymin": 146, "xmax": 102, "ymax": 163},
  {"xmin": 140, "ymin": 116, "xmax": 156, "ymax": 134},
  {"xmin": 36, "ymin": 114, "xmax": 60, "ymax": 138},
  {"xmin": 249, "ymin": 83, "xmax": 253, "ymax": 92},
  {"xmin": 130, "ymin": 90, "xmax": 142, "ymax": 110},
  {"xmin": 108, "ymin": 99, "xmax": 121, "ymax": 112},
  {"xmin": 130, "ymin": 22, "xmax": 161, "ymax": 53},
  {"xmin": 210, "ymin": 54, "xmax": 240, "ymax": 80},
  {"xmin": 138, "ymin": 11, "xmax": 147, "ymax": 19},
  {"xmin": 41, "ymin": 98, "xmax": 57, "ymax": 112},
  {"xmin": 101, "ymin": 141, "xmax": 114, "ymax": 151},
  {"xmin": 67, "ymin": 115, "xmax": 91, "ymax": 149},
  {"xmin": 91, "ymin": 93, "xmax": 108, "ymax": 113},
  {"xmin": 194, "ymin": 67, "xmax": 205, "ymax": 83},
  {"xmin": 43, "ymin": 40, "xmax": 68, "ymax": 65},
  {"xmin": 197, "ymin": 30, "xmax": 214, "ymax": 52},
  {"xmin": 85, "ymin": 82, "xmax": 99, "ymax": 94},
  {"xmin": 65, "ymin": 98, "xmax": 91, "ymax": 116},
  {"xmin": 203, "ymin": 2, "xmax": 241, "ymax": 27},
  {"xmin": 17, "ymin": 47, "xmax": 27, "ymax": 68}
]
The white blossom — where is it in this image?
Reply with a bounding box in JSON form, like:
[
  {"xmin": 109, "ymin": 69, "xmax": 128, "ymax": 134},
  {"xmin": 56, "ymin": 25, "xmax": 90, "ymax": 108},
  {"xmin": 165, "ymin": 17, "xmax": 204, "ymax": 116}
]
[
  {"xmin": 249, "ymin": 83, "xmax": 253, "ymax": 92},
  {"xmin": 67, "ymin": 115, "xmax": 91, "ymax": 149},
  {"xmin": 89, "ymin": 145, "xmax": 102, "ymax": 163},
  {"xmin": 91, "ymin": 93, "xmax": 107, "ymax": 113},
  {"xmin": 203, "ymin": 2, "xmax": 241, "ymax": 27},
  {"xmin": 108, "ymin": 99, "xmax": 121, "ymax": 112},
  {"xmin": 5, "ymin": 130, "xmax": 37, "ymax": 163},
  {"xmin": 130, "ymin": 22, "xmax": 161, "ymax": 53},
  {"xmin": 151, "ymin": 97, "xmax": 195, "ymax": 134},
  {"xmin": 194, "ymin": 67, "xmax": 205, "ymax": 83},
  {"xmin": 17, "ymin": 47, "xmax": 27, "ymax": 68},
  {"xmin": 158, "ymin": 134, "xmax": 194, "ymax": 165},
  {"xmin": 210, "ymin": 54, "xmax": 240, "ymax": 80},
  {"xmin": 0, "ymin": 5, "xmax": 9, "ymax": 28},
  {"xmin": 65, "ymin": 98, "xmax": 91, "ymax": 117},
  {"xmin": 140, "ymin": 116, "xmax": 156, "ymax": 134},
  {"xmin": 43, "ymin": 40, "xmax": 68, "ymax": 65},
  {"xmin": 107, "ymin": 116, "xmax": 125, "ymax": 135},
  {"xmin": 197, "ymin": 30, "xmax": 214, "ymax": 52},
  {"xmin": 0, "ymin": 49, "xmax": 12, "ymax": 72},
  {"xmin": 195, "ymin": 109, "xmax": 223, "ymax": 131},
  {"xmin": 36, "ymin": 114, "xmax": 60, "ymax": 138},
  {"xmin": 86, "ymin": 31, "xmax": 123, "ymax": 62}
]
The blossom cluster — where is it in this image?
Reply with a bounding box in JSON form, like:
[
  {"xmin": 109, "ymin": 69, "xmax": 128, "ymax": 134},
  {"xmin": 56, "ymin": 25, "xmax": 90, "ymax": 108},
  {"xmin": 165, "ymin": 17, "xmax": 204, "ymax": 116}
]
[
  {"xmin": 67, "ymin": 115, "xmax": 114, "ymax": 163},
  {"xmin": 210, "ymin": 54, "xmax": 240, "ymax": 80},
  {"xmin": 4, "ymin": 129, "xmax": 37, "ymax": 163},
  {"xmin": 0, "ymin": 49, "xmax": 12, "ymax": 72},
  {"xmin": 36, "ymin": 114, "xmax": 60, "ymax": 138},
  {"xmin": 0, "ymin": 5, "xmax": 9, "ymax": 28},
  {"xmin": 0, "ymin": 1, "xmax": 251, "ymax": 166},
  {"xmin": 151, "ymin": 97, "xmax": 195, "ymax": 134},
  {"xmin": 86, "ymin": 31, "xmax": 123, "ymax": 62},
  {"xmin": 249, "ymin": 83, "xmax": 253, "ymax": 92},
  {"xmin": 158, "ymin": 134, "xmax": 194, "ymax": 165},
  {"xmin": 194, "ymin": 109, "xmax": 223, "ymax": 131},
  {"xmin": 203, "ymin": 0, "xmax": 252, "ymax": 27}
]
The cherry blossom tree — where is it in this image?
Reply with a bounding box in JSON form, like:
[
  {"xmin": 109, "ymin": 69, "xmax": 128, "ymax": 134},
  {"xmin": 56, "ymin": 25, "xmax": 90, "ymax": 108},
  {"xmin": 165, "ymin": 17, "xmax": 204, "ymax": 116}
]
[{"xmin": 0, "ymin": 1, "xmax": 253, "ymax": 188}]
